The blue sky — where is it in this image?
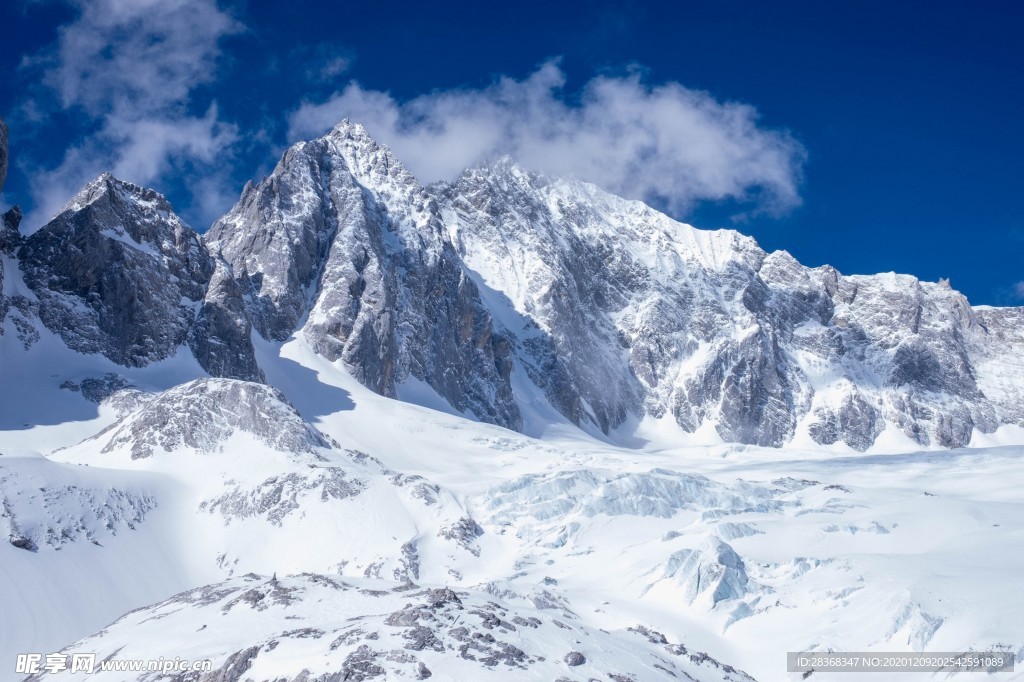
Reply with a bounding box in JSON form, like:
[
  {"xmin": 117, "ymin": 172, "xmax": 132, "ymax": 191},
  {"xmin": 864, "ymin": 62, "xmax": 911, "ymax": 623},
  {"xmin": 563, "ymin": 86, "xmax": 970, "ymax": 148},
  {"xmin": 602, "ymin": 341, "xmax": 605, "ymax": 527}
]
[{"xmin": 1, "ymin": 0, "xmax": 1021, "ymax": 304}]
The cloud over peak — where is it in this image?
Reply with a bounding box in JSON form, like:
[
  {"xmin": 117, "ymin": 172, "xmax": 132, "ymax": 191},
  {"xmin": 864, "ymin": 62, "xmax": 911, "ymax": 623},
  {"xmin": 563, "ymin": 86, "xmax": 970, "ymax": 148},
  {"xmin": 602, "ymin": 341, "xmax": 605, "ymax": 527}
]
[
  {"xmin": 288, "ymin": 62, "xmax": 805, "ymax": 216},
  {"xmin": 39, "ymin": 0, "xmax": 240, "ymax": 116},
  {"xmin": 22, "ymin": 0, "xmax": 242, "ymax": 230},
  {"xmin": 16, "ymin": 5, "xmax": 802, "ymax": 232}
]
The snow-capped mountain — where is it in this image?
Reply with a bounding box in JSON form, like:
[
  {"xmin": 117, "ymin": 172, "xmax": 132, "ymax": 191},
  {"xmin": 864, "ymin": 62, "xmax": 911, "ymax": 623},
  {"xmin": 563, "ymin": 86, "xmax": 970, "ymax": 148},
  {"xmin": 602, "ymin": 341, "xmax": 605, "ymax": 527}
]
[
  {"xmin": 5, "ymin": 120, "xmax": 1021, "ymax": 451},
  {"xmin": 207, "ymin": 120, "xmax": 1024, "ymax": 451},
  {"xmin": 2, "ymin": 119, "xmax": 1024, "ymax": 682},
  {"xmin": 435, "ymin": 156, "xmax": 1024, "ymax": 450},
  {"xmin": 205, "ymin": 125, "xmax": 519, "ymax": 429}
]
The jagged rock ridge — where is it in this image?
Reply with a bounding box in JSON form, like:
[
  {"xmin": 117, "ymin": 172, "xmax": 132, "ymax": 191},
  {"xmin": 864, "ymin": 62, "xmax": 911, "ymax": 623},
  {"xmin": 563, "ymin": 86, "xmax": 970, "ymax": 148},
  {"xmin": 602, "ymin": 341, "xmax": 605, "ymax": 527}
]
[
  {"xmin": 432, "ymin": 160, "xmax": 1024, "ymax": 448},
  {"xmin": 4, "ymin": 119, "xmax": 1023, "ymax": 450},
  {"xmin": 10, "ymin": 174, "xmax": 262, "ymax": 381},
  {"xmin": 204, "ymin": 122, "xmax": 1023, "ymax": 449},
  {"xmin": 206, "ymin": 122, "xmax": 520, "ymax": 429}
]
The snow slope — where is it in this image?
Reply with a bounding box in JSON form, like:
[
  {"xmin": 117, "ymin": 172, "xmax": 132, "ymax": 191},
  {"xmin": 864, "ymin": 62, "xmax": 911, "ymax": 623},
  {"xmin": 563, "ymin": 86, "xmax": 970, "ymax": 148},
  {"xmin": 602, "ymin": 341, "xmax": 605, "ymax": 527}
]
[
  {"xmin": 32, "ymin": 574, "xmax": 757, "ymax": 682},
  {"xmin": 3, "ymin": 334, "xmax": 1021, "ymax": 681},
  {"xmin": 1, "ymin": 120, "xmax": 1022, "ymax": 682}
]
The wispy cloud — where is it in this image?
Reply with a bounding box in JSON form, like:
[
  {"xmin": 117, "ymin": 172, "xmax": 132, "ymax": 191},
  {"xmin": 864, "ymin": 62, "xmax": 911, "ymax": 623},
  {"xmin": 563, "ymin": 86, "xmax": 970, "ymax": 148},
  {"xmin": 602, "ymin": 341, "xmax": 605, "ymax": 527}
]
[
  {"xmin": 1014, "ymin": 281, "xmax": 1024, "ymax": 300},
  {"xmin": 288, "ymin": 61, "xmax": 806, "ymax": 216},
  {"xmin": 291, "ymin": 43, "xmax": 353, "ymax": 84},
  {"xmin": 21, "ymin": 0, "xmax": 242, "ymax": 230}
]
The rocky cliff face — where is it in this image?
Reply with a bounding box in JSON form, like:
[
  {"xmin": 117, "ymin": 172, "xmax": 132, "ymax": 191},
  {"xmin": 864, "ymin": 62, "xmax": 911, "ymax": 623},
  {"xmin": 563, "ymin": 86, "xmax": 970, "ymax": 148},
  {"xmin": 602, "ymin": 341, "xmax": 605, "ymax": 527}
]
[
  {"xmin": 207, "ymin": 121, "xmax": 520, "ymax": 430},
  {"xmin": 14, "ymin": 174, "xmax": 261, "ymax": 380},
  {"xmin": 433, "ymin": 161, "xmax": 1023, "ymax": 449},
  {"xmin": 3, "ymin": 121, "xmax": 1022, "ymax": 450},
  {"xmin": 20, "ymin": 174, "xmax": 212, "ymax": 365},
  {"xmin": 0, "ymin": 119, "xmax": 29, "ymax": 350},
  {"xmin": 187, "ymin": 258, "xmax": 264, "ymax": 382}
]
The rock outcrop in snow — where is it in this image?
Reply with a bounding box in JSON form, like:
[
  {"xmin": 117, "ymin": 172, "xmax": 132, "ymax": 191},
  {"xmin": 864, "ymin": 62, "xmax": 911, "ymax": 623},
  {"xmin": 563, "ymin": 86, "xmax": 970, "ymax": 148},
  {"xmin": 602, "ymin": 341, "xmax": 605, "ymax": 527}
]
[
  {"xmin": 0, "ymin": 456, "xmax": 154, "ymax": 551},
  {"xmin": 31, "ymin": 573, "xmax": 757, "ymax": 682},
  {"xmin": 96, "ymin": 378, "xmax": 332, "ymax": 459}
]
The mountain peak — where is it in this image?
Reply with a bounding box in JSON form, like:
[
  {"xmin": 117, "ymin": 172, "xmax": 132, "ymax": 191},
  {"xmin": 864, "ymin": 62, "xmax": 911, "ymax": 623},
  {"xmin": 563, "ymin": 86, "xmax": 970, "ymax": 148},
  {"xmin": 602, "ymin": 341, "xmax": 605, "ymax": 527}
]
[
  {"xmin": 58, "ymin": 172, "xmax": 178, "ymax": 225},
  {"xmin": 319, "ymin": 119, "xmax": 421, "ymax": 192},
  {"xmin": 18, "ymin": 171, "xmax": 215, "ymax": 369},
  {"xmin": 328, "ymin": 118, "xmax": 374, "ymax": 141},
  {"xmin": 454, "ymin": 155, "xmax": 544, "ymax": 189},
  {"xmin": 325, "ymin": 118, "xmax": 390, "ymax": 161}
]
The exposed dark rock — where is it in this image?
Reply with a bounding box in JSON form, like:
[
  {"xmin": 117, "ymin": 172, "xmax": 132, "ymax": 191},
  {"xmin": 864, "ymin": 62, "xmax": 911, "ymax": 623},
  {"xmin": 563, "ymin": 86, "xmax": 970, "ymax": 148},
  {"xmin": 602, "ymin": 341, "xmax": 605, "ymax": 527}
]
[
  {"xmin": 200, "ymin": 646, "xmax": 260, "ymax": 682},
  {"xmin": 202, "ymin": 468, "xmax": 365, "ymax": 526},
  {"xmin": 808, "ymin": 387, "xmax": 882, "ymax": 452},
  {"xmin": 16, "ymin": 174, "xmax": 261, "ymax": 381},
  {"xmin": 402, "ymin": 626, "xmax": 444, "ymax": 652},
  {"xmin": 20, "ymin": 175, "xmax": 211, "ymax": 366},
  {"xmin": 564, "ymin": 651, "xmax": 586, "ymax": 666},
  {"xmin": 60, "ymin": 373, "xmax": 134, "ymax": 403},
  {"xmin": 394, "ymin": 541, "xmax": 420, "ymax": 582},
  {"xmin": 188, "ymin": 259, "xmax": 264, "ymax": 382},
  {"xmin": 339, "ymin": 644, "xmax": 386, "ymax": 679},
  {"xmin": 2, "ymin": 205, "xmax": 21, "ymax": 249},
  {"xmin": 9, "ymin": 535, "xmax": 36, "ymax": 551},
  {"xmin": 438, "ymin": 517, "xmax": 484, "ymax": 555}
]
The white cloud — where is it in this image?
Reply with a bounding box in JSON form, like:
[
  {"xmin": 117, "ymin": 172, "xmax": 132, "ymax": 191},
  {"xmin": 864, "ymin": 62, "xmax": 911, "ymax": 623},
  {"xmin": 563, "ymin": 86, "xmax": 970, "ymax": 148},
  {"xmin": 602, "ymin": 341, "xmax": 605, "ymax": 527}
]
[
  {"xmin": 1014, "ymin": 281, "xmax": 1024, "ymax": 300},
  {"xmin": 288, "ymin": 62, "xmax": 805, "ymax": 216},
  {"xmin": 23, "ymin": 0, "xmax": 242, "ymax": 230}
]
